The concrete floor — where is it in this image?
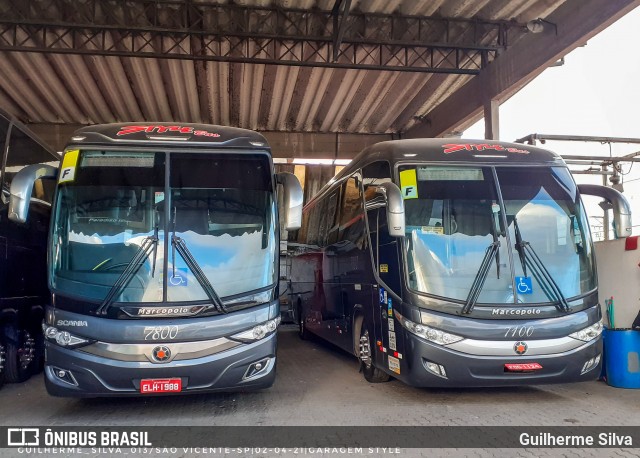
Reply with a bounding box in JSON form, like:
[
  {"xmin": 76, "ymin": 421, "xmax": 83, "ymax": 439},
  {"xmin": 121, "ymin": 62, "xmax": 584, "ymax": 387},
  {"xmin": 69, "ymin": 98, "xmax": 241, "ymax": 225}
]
[{"xmin": 1, "ymin": 326, "xmax": 639, "ymax": 457}]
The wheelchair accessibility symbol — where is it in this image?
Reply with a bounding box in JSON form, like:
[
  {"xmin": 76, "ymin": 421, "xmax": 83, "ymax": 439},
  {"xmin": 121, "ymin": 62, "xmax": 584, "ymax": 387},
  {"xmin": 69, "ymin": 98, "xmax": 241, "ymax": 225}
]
[
  {"xmin": 170, "ymin": 267, "xmax": 189, "ymax": 286},
  {"xmin": 516, "ymin": 276, "xmax": 532, "ymax": 294}
]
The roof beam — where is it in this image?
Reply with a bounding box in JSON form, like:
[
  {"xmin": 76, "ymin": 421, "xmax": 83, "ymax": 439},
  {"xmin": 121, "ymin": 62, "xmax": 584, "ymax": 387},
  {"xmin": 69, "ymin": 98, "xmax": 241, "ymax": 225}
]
[
  {"xmin": 332, "ymin": 0, "xmax": 352, "ymax": 62},
  {"xmin": 0, "ymin": 0, "xmax": 519, "ymax": 74},
  {"xmin": 404, "ymin": 0, "xmax": 640, "ymax": 138}
]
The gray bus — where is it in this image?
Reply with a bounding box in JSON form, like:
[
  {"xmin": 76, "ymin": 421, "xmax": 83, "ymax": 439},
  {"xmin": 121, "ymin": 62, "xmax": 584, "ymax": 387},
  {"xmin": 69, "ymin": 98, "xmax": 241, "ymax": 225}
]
[
  {"xmin": 290, "ymin": 139, "xmax": 631, "ymax": 387},
  {"xmin": 9, "ymin": 123, "xmax": 302, "ymax": 397}
]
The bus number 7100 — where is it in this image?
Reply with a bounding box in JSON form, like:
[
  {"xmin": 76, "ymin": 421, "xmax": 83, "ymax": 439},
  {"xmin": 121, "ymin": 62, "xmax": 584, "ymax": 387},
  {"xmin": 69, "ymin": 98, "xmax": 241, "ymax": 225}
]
[{"xmin": 504, "ymin": 326, "xmax": 534, "ymax": 338}]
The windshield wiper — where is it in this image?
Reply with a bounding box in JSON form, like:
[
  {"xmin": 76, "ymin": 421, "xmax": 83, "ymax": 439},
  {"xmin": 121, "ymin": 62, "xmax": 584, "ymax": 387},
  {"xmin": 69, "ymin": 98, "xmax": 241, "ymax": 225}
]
[
  {"xmin": 150, "ymin": 209, "xmax": 160, "ymax": 277},
  {"xmin": 171, "ymin": 235, "xmax": 227, "ymax": 314},
  {"xmin": 95, "ymin": 235, "xmax": 159, "ymax": 316},
  {"xmin": 513, "ymin": 217, "xmax": 570, "ymax": 312},
  {"xmin": 461, "ymin": 240, "xmax": 500, "ymax": 314},
  {"xmin": 490, "ymin": 202, "xmax": 502, "ymax": 279},
  {"xmin": 461, "ymin": 202, "xmax": 503, "ymax": 315}
]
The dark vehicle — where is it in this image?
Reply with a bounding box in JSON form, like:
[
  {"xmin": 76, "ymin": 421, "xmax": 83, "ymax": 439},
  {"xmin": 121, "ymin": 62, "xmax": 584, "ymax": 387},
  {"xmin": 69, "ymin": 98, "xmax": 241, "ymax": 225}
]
[
  {"xmin": 0, "ymin": 110, "xmax": 59, "ymax": 389},
  {"xmin": 289, "ymin": 139, "xmax": 631, "ymax": 387},
  {"xmin": 9, "ymin": 123, "xmax": 302, "ymax": 397}
]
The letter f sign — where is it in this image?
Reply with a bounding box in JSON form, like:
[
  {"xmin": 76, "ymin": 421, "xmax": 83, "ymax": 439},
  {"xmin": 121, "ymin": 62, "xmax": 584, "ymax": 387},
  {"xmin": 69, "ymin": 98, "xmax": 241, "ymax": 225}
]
[
  {"xmin": 401, "ymin": 185, "xmax": 417, "ymax": 200},
  {"xmin": 58, "ymin": 167, "xmax": 75, "ymax": 183}
]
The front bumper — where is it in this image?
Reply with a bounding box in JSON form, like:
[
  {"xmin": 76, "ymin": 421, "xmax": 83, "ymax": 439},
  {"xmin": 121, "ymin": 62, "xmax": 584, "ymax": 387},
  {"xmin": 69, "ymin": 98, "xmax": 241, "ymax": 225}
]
[
  {"xmin": 396, "ymin": 333, "xmax": 602, "ymax": 388},
  {"xmin": 44, "ymin": 333, "xmax": 277, "ymax": 397}
]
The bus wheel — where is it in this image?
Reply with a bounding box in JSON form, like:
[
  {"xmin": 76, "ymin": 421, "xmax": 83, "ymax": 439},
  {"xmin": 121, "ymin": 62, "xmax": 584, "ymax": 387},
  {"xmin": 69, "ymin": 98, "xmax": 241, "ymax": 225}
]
[
  {"xmin": 359, "ymin": 324, "xmax": 390, "ymax": 383},
  {"xmin": 5, "ymin": 325, "xmax": 36, "ymax": 383},
  {"xmin": 297, "ymin": 304, "xmax": 310, "ymax": 340}
]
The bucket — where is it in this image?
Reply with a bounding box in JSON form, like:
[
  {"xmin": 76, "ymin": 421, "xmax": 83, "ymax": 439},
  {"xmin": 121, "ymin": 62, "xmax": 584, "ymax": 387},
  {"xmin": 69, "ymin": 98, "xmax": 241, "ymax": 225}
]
[{"xmin": 603, "ymin": 328, "xmax": 640, "ymax": 389}]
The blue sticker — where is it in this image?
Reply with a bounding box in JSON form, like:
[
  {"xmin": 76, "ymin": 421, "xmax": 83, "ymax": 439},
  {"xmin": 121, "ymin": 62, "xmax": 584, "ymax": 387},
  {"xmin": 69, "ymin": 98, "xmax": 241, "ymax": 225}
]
[
  {"xmin": 169, "ymin": 267, "xmax": 189, "ymax": 287},
  {"xmin": 516, "ymin": 276, "xmax": 532, "ymax": 294},
  {"xmin": 379, "ymin": 288, "xmax": 386, "ymax": 304}
]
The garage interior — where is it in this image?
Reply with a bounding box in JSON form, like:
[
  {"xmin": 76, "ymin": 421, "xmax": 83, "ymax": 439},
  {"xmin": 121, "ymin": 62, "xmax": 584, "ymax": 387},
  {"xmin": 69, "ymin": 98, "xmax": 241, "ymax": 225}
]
[
  {"xmin": 2, "ymin": 0, "xmax": 639, "ymax": 202},
  {"xmin": 0, "ymin": 0, "xmax": 639, "ymax": 448}
]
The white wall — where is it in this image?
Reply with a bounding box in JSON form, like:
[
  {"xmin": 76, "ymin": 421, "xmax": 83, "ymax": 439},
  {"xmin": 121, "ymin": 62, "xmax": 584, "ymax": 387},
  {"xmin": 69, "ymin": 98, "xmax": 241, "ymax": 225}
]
[{"xmin": 594, "ymin": 238, "xmax": 640, "ymax": 328}]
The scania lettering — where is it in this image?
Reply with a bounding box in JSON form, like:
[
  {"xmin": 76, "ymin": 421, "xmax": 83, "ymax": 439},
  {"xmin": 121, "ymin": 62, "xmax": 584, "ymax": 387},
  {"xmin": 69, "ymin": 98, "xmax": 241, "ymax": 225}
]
[
  {"xmin": 289, "ymin": 139, "xmax": 631, "ymax": 387},
  {"xmin": 9, "ymin": 123, "xmax": 302, "ymax": 397}
]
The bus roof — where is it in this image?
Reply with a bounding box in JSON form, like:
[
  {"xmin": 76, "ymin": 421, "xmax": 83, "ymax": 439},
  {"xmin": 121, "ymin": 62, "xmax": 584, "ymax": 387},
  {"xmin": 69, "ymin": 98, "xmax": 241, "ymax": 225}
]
[
  {"xmin": 66, "ymin": 123, "xmax": 270, "ymax": 150},
  {"xmin": 308, "ymin": 138, "xmax": 566, "ymax": 208}
]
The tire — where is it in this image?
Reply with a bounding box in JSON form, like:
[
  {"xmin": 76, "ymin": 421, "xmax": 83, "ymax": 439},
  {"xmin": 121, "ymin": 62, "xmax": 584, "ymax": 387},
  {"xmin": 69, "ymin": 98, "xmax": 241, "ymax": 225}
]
[
  {"xmin": 297, "ymin": 303, "xmax": 311, "ymax": 340},
  {"xmin": 358, "ymin": 322, "xmax": 390, "ymax": 383},
  {"xmin": 4, "ymin": 325, "xmax": 37, "ymax": 383}
]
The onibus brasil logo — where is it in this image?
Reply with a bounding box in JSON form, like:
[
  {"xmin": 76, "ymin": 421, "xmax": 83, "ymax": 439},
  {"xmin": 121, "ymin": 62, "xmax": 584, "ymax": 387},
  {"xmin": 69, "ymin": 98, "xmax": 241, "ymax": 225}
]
[{"xmin": 7, "ymin": 428, "xmax": 152, "ymax": 447}]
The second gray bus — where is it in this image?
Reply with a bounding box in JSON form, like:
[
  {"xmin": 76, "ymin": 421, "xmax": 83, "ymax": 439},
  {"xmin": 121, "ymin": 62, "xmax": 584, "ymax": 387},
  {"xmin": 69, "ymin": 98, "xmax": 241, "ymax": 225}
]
[{"xmin": 290, "ymin": 139, "xmax": 631, "ymax": 387}]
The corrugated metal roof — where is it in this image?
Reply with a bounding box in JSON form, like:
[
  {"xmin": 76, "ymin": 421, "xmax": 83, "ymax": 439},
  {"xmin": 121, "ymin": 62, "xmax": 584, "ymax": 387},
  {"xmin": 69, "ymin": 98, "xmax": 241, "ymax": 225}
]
[{"xmin": 0, "ymin": 0, "xmax": 566, "ymax": 135}]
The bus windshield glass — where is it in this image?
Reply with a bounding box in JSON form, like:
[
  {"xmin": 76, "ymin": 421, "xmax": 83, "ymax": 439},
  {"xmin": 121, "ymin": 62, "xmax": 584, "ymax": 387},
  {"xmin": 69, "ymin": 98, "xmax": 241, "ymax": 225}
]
[
  {"xmin": 51, "ymin": 151, "xmax": 276, "ymax": 304},
  {"xmin": 401, "ymin": 165, "xmax": 595, "ymax": 305}
]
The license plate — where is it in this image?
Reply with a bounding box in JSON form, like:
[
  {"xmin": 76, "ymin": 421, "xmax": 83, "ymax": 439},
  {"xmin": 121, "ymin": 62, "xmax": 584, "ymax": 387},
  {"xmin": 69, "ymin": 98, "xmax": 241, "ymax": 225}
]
[
  {"xmin": 140, "ymin": 378, "xmax": 182, "ymax": 393},
  {"xmin": 505, "ymin": 363, "xmax": 543, "ymax": 372}
]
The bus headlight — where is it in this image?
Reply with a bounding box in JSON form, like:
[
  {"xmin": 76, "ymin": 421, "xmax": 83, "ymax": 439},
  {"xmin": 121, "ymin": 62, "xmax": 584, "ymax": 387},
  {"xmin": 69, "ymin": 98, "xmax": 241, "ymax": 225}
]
[
  {"xmin": 223, "ymin": 290, "xmax": 272, "ymax": 307},
  {"xmin": 230, "ymin": 316, "xmax": 281, "ymax": 343},
  {"xmin": 569, "ymin": 320, "xmax": 603, "ymax": 342},
  {"xmin": 42, "ymin": 324, "xmax": 91, "ymax": 348},
  {"xmin": 395, "ymin": 312, "xmax": 463, "ymax": 346}
]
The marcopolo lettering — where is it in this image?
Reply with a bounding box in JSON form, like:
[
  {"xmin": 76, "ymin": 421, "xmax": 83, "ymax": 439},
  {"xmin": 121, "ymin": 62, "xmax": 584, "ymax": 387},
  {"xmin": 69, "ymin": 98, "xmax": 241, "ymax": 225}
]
[
  {"xmin": 138, "ymin": 307, "xmax": 192, "ymax": 316},
  {"xmin": 122, "ymin": 305, "xmax": 206, "ymax": 318},
  {"xmin": 492, "ymin": 308, "xmax": 542, "ymax": 316}
]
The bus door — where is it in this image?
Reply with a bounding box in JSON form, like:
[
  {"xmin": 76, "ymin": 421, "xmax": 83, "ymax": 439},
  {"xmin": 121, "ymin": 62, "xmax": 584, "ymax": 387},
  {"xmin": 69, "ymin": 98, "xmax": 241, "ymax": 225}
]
[
  {"xmin": 318, "ymin": 189, "xmax": 345, "ymax": 344},
  {"xmin": 333, "ymin": 175, "xmax": 367, "ymax": 351},
  {"xmin": 372, "ymin": 206, "xmax": 404, "ymax": 373}
]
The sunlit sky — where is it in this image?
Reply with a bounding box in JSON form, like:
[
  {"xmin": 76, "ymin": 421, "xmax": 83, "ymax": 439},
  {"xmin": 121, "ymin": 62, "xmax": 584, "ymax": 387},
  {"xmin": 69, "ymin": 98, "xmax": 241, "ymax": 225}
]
[{"xmin": 463, "ymin": 6, "xmax": 640, "ymax": 237}]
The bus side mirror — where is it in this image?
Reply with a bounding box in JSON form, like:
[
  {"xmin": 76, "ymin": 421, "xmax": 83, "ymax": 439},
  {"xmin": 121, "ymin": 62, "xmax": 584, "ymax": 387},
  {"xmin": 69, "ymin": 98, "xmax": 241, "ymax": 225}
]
[
  {"xmin": 376, "ymin": 182, "xmax": 405, "ymax": 237},
  {"xmin": 578, "ymin": 184, "xmax": 632, "ymax": 239},
  {"xmin": 277, "ymin": 172, "xmax": 303, "ymax": 231},
  {"xmin": 9, "ymin": 164, "xmax": 58, "ymax": 223}
]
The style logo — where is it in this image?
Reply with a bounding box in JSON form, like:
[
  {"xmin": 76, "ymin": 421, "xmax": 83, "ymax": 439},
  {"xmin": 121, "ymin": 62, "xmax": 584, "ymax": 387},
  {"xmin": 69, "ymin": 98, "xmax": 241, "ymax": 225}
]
[
  {"xmin": 514, "ymin": 341, "xmax": 528, "ymax": 355},
  {"xmin": 7, "ymin": 428, "xmax": 40, "ymax": 446},
  {"xmin": 151, "ymin": 346, "xmax": 171, "ymax": 363}
]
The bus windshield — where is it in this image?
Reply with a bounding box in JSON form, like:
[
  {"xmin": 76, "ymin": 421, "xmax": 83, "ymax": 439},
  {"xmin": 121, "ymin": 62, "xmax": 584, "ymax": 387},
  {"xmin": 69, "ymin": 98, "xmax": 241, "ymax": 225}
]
[
  {"xmin": 51, "ymin": 151, "xmax": 276, "ymax": 304},
  {"xmin": 402, "ymin": 165, "xmax": 595, "ymax": 306}
]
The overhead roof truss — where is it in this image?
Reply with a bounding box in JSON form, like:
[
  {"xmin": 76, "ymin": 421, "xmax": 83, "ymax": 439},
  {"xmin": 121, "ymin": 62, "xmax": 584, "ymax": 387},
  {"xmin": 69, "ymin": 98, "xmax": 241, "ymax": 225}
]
[{"xmin": 0, "ymin": 0, "xmax": 519, "ymax": 74}]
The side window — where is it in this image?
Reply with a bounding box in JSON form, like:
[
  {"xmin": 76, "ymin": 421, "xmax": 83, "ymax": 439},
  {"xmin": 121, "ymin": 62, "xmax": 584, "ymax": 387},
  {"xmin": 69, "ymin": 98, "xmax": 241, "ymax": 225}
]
[
  {"xmin": 306, "ymin": 199, "xmax": 323, "ymax": 247},
  {"xmin": 362, "ymin": 161, "xmax": 391, "ymax": 267},
  {"xmin": 3, "ymin": 124, "xmax": 58, "ymax": 204},
  {"xmin": 296, "ymin": 210, "xmax": 310, "ymax": 244},
  {"xmin": 362, "ymin": 160, "xmax": 392, "ymax": 203},
  {"xmin": 339, "ymin": 174, "xmax": 366, "ymax": 247},
  {"xmin": 0, "ymin": 115, "xmax": 10, "ymax": 204},
  {"xmin": 321, "ymin": 190, "xmax": 340, "ymax": 246}
]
